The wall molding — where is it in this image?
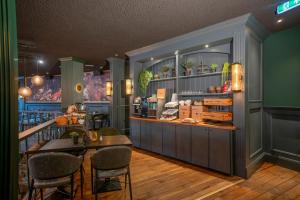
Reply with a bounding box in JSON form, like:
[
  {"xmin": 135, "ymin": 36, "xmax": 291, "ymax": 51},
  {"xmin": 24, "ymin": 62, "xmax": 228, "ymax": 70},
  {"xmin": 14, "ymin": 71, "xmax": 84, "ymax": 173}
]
[{"xmin": 263, "ymin": 106, "xmax": 300, "ymax": 170}]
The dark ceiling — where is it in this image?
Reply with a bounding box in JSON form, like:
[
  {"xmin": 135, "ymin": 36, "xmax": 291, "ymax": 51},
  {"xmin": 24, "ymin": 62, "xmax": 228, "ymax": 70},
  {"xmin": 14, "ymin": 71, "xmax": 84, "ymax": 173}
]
[{"xmin": 16, "ymin": 0, "xmax": 300, "ymax": 76}]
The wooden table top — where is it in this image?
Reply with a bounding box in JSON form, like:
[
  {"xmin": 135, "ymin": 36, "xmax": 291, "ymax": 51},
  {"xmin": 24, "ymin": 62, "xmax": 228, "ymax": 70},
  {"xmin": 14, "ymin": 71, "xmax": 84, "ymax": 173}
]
[
  {"xmin": 130, "ymin": 116, "xmax": 236, "ymax": 131},
  {"xmin": 26, "ymin": 135, "xmax": 132, "ymax": 154}
]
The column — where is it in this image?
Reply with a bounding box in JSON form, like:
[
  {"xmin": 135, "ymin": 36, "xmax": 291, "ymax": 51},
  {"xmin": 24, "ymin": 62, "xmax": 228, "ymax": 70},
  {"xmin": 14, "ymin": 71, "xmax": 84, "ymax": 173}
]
[
  {"xmin": 59, "ymin": 57, "xmax": 84, "ymax": 109},
  {"xmin": 107, "ymin": 57, "xmax": 125, "ymax": 131}
]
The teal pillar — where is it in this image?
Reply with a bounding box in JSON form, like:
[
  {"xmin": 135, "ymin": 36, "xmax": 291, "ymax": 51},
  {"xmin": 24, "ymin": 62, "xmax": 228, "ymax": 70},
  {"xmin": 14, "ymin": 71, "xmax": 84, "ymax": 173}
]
[
  {"xmin": 107, "ymin": 57, "xmax": 126, "ymax": 131},
  {"xmin": 0, "ymin": 0, "xmax": 19, "ymax": 199},
  {"xmin": 59, "ymin": 57, "xmax": 84, "ymax": 109}
]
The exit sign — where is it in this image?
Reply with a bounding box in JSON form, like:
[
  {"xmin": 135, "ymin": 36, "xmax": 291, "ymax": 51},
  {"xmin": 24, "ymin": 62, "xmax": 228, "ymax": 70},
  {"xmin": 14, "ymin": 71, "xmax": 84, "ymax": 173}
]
[{"xmin": 276, "ymin": 0, "xmax": 300, "ymax": 14}]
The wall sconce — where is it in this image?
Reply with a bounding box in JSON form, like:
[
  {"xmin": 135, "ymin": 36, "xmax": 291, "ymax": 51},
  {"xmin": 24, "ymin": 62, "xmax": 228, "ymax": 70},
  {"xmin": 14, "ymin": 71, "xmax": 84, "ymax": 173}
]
[
  {"xmin": 74, "ymin": 83, "xmax": 83, "ymax": 93},
  {"xmin": 125, "ymin": 79, "xmax": 133, "ymax": 95},
  {"xmin": 106, "ymin": 81, "xmax": 113, "ymax": 96},
  {"xmin": 231, "ymin": 62, "xmax": 243, "ymax": 92}
]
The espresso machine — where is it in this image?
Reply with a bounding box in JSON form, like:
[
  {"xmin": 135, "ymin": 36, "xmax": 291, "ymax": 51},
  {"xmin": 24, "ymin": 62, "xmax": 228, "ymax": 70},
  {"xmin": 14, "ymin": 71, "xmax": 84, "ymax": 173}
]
[{"xmin": 132, "ymin": 97, "xmax": 142, "ymax": 116}]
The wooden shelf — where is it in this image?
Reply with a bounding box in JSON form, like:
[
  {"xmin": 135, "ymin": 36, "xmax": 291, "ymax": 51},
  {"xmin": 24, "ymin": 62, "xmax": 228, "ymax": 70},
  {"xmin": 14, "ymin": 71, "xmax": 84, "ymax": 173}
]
[
  {"xmin": 178, "ymin": 93, "xmax": 232, "ymax": 97},
  {"xmin": 178, "ymin": 72, "xmax": 222, "ymax": 79},
  {"xmin": 150, "ymin": 77, "xmax": 176, "ymax": 82}
]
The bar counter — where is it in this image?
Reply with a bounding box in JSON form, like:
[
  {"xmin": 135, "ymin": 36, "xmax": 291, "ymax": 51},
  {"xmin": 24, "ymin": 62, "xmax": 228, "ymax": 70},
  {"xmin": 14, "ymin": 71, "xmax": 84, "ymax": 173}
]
[{"xmin": 130, "ymin": 116, "xmax": 236, "ymax": 131}]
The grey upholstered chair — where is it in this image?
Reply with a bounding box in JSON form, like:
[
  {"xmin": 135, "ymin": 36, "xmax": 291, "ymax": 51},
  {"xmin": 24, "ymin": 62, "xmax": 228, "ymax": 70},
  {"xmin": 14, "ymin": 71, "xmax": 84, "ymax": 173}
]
[
  {"xmin": 28, "ymin": 152, "xmax": 83, "ymax": 200},
  {"xmin": 91, "ymin": 146, "xmax": 133, "ymax": 200}
]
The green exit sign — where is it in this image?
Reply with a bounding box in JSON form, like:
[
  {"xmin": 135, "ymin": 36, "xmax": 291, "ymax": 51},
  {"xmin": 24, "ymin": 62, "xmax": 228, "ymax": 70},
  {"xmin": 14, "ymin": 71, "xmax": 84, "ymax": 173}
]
[{"xmin": 276, "ymin": 0, "xmax": 300, "ymax": 14}]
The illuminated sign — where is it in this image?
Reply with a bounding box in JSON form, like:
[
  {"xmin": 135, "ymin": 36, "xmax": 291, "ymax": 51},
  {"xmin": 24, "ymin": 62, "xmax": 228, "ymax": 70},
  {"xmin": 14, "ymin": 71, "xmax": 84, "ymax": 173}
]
[{"xmin": 276, "ymin": 0, "xmax": 300, "ymax": 14}]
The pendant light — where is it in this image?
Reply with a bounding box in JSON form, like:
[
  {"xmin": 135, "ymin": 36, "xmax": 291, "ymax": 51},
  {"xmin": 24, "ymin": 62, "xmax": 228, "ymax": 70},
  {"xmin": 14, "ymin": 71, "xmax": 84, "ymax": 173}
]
[
  {"xmin": 18, "ymin": 57, "xmax": 32, "ymax": 98},
  {"xmin": 31, "ymin": 57, "xmax": 44, "ymax": 86}
]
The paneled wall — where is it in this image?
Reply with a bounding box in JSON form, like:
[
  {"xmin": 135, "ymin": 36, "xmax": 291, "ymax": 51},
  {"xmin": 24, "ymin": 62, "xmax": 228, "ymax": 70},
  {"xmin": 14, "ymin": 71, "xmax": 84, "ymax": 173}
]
[
  {"xmin": 263, "ymin": 25, "xmax": 300, "ymax": 169},
  {"xmin": 264, "ymin": 108, "xmax": 300, "ymax": 169}
]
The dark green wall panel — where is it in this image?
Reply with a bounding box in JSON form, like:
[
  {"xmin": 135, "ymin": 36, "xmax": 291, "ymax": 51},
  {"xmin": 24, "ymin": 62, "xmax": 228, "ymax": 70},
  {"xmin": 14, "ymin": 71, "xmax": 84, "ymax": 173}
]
[
  {"xmin": 263, "ymin": 25, "xmax": 300, "ymax": 107},
  {"xmin": 0, "ymin": 0, "xmax": 19, "ymax": 199}
]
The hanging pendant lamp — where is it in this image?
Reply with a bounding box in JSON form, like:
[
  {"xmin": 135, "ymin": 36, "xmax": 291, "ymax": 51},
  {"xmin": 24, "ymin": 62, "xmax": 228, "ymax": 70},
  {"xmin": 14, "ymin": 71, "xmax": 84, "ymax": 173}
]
[
  {"xmin": 18, "ymin": 86, "xmax": 32, "ymax": 97},
  {"xmin": 18, "ymin": 57, "xmax": 32, "ymax": 98},
  {"xmin": 31, "ymin": 58, "xmax": 44, "ymax": 86}
]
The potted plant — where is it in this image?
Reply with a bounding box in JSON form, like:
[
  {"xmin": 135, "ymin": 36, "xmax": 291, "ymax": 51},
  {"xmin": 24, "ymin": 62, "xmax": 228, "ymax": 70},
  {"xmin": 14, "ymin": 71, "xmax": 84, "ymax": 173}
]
[
  {"xmin": 69, "ymin": 132, "xmax": 80, "ymax": 144},
  {"xmin": 221, "ymin": 62, "xmax": 230, "ymax": 85},
  {"xmin": 210, "ymin": 64, "xmax": 218, "ymax": 72},
  {"xmin": 138, "ymin": 70, "xmax": 153, "ymax": 96},
  {"xmin": 161, "ymin": 66, "xmax": 170, "ymax": 78},
  {"xmin": 181, "ymin": 61, "xmax": 194, "ymax": 76}
]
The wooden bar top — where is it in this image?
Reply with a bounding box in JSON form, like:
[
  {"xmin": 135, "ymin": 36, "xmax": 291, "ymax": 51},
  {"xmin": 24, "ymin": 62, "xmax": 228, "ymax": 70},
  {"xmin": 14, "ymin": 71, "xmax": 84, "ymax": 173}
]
[{"xmin": 130, "ymin": 116, "xmax": 236, "ymax": 131}]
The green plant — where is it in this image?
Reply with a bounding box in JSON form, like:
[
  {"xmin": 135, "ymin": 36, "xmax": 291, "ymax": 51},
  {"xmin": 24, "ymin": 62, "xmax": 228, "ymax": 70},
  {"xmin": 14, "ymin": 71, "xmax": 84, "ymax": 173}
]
[
  {"xmin": 69, "ymin": 132, "xmax": 79, "ymax": 138},
  {"xmin": 210, "ymin": 64, "xmax": 218, "ymax": 72},
  {"xmin": 161, "ymin": 65, "xmax": 170, "ymax": 73},
  {"xmin": 138, "ymin": 70, "xmax": 153, "ymax": 95},
  {"xmin": 181, "ymin": 61, "xmax": 194, "ymax": 70},
  {"xmin": 222, "ymin": 62, "xmax": 230, "ymax": 84}
]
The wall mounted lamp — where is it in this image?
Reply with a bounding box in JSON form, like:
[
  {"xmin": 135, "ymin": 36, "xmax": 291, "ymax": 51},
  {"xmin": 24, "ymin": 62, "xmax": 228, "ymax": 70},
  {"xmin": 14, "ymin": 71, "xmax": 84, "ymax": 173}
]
[
  {"xmin": 231, "ymin": 62, "xmax": 243, "ymax": 92},
  {"xmin": 125, "ymin": 79, "xmax": 133, "ymax": 96},
  {"xmin": 106, "ymin": 81, "xmax": 113, "ymax": 96}
]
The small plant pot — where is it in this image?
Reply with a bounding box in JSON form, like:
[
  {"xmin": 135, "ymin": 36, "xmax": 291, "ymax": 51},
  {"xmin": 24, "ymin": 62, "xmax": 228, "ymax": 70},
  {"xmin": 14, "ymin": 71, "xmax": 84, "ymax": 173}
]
[
  {"xmin": 73, "ymin": 136, "xmax": 79, "ymax": 145},
  {"xmin": 163, "ymin": 72, "xmax": 169, "ymax": 78},
  {"xmin": 186, "ymin": 69, "xmax": 192, "ymax": 76}
]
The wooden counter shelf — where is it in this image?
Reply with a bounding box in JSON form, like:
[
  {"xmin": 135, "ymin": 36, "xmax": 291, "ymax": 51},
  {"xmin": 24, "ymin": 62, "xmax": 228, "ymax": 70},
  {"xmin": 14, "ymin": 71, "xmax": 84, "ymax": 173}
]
[{"xmin": 130, "ymin": 116, "xmax": 236, "ymax": 131}]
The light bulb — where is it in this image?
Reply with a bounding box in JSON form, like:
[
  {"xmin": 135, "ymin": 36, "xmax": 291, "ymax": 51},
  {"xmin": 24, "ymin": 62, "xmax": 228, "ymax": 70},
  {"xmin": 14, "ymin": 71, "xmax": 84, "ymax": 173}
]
[
  {"xmin": 18, "ymin": 86, "xmax": 32, "ymax": 97},
  {"xmin": 31, "ymin": 75, "xmax": 44, "ymax": 86}
]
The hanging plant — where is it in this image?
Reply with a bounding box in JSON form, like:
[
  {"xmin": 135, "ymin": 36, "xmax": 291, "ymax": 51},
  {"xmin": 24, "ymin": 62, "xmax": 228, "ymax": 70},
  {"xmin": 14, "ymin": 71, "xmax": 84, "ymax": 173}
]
[
  {"xmin": 138, "ymin": 70, "xmax": 153, "ymax": 96},
  {"xmin": 221, "ymin": 62, "xmax": 230, "ymax": 85}
]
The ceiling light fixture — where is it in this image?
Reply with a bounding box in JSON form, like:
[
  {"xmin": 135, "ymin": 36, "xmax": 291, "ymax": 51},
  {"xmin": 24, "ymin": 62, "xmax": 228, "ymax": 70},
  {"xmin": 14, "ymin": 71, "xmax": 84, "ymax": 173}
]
[
  {"xmin": 18, "ymin": 57, "xmax": 32, "ymax": 98},
  {"xmin": 205, "ymin": 44, "xmax": 209, "ymax": 48},
  {"xmin": 276, "ymin": 19, "xmax": 283, "ymax": 23},
  {"xmin": 31, "ymin": 57, "xmax": 44, "ymax": 86},
  {"xmin": 114, "ymin": 53, "xmax": 119, "ymax": 57},
  {"xmin": 150, "ymin": 57, "xmax": 154, "ymax": 61}
]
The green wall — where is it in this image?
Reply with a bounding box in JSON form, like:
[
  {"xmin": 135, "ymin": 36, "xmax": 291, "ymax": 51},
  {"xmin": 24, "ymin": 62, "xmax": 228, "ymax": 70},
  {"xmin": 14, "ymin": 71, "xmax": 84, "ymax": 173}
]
[{"xmin": 263, "ymin": 25, "xmax": 300, "ymax": 107}]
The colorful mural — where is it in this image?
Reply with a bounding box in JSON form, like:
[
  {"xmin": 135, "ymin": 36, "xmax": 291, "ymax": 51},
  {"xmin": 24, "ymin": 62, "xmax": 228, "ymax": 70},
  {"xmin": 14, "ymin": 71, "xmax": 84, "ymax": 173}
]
[
  {"xmin": 26, "ymin": 76, "xmax": 62, "ymax": 102},
  {"xmin": 25, "ymin": 71, "xmax": 110, "ymax": 102},
  {"xmin": 83, "ymin": 71, "xmax": 111, "ymax": 102}
]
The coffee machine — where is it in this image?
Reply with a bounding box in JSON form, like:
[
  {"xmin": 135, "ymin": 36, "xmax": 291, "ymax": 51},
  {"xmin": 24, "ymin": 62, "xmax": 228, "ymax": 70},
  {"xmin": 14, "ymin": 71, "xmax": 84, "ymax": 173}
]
[{"xmin": 132, "ymin": 97, "xmax": 142, "ymax": 116}]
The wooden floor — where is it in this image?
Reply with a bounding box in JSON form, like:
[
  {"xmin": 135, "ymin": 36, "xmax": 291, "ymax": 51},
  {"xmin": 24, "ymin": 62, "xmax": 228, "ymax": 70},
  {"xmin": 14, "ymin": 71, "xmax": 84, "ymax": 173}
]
[{"xmin": 70, "ymin": 149, "xmax": 300, "ymax": 200}]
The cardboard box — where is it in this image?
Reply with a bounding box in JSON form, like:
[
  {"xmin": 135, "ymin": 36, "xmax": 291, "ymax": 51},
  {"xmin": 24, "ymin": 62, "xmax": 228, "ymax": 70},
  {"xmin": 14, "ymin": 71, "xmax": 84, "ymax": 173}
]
[
  {"xmin": 179, "ymin": 105, "xmax": 191, "ymax": 119},
  {"xmin": 191, "ymin": 106, "xmax": 208, "ymax": 121}
]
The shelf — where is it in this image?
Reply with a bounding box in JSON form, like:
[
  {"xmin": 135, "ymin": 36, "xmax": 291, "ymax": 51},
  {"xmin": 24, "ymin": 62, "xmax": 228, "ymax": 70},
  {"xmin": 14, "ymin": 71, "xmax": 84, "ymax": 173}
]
[
  {"xmin": 150, "ymin": 77, "xmax": 176, "ymax": 82},
  {"xmin": 178, "ymin": 72, "xmax": 222, "ymax": 79},
  {"xmin": 178, "ymin": 93, "xmax": 232, "ymax": 97},
  {"xmin": 180, "ymin": 50, "xmax": 231, "ymax": 57}
]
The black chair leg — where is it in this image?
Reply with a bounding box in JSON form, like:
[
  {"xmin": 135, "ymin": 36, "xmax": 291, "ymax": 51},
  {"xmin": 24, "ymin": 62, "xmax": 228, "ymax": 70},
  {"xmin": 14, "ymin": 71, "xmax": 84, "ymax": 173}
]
[
  {"xmin": 80, "ymin": 165, "xmax": 84, "ymax": 198},
  {"xmin": 40, "ymin": 188, "xmax": 43, "ymax": 200},
  {"xmin": 125, "ymin": 174, "xmax": 127, "ymax": 189},
  {"xmin": 128, "ymin": 169, "xmax": 133, "ymax": 200},
  {"xmin": 91, "ymin": 167, "xmax": 94, "ymax": 194},
  {"xmin": 71, "ymin": 175, "xmax": 74, "ymax": 200},
  {"xmin": 94, "ymin": 178, "xmax": 98, "ymax": 200},
  {"xmin": 28, "ymin": 179, "xmax": 34, "ymax": 200}
]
